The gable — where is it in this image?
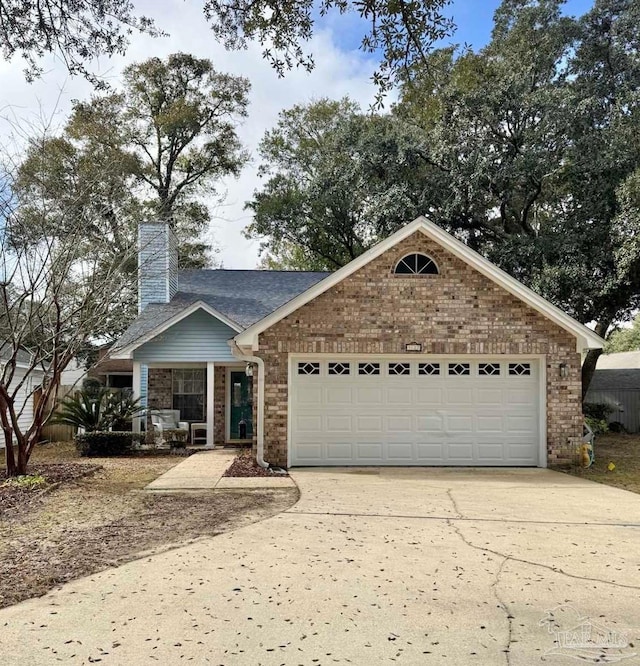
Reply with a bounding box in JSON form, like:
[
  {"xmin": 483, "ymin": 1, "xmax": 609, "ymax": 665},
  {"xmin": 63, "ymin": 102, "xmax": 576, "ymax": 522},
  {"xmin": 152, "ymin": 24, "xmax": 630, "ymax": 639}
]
[
  {"xmin": 133, "ymin": 309, "xmax": 237, "ymax": 363},
  {"xmin": 258, "ymin": 231, "xmax": 578, "ymax": 354},
  {"xmin": 233, "ymin": 217, "xmax": 604, "ymax": 352}
]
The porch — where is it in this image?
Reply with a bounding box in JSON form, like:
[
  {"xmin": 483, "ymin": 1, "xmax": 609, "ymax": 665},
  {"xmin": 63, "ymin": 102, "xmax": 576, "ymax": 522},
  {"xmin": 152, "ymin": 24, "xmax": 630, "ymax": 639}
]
[{"xmin": 133, "ymin": 362, "xmax": 254, "ymax": 448}]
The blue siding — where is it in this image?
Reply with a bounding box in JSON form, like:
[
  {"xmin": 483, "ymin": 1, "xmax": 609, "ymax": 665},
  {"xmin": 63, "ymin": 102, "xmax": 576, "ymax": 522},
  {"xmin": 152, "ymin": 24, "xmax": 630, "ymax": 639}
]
[
  {"xmin": 140, "ymin": 365, "xmax": 148, "ymax": 407},
  {"xmin": 133, "ymin": 309, "xmax": 237, "ymax": 363}
]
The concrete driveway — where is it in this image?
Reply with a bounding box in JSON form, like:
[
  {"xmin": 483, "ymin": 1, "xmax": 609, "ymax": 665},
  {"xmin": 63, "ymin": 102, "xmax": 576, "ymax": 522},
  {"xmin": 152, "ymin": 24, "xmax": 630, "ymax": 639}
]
[{"xmin": 2, "ymin": 468, "xmax": 640, "ymax": 665}]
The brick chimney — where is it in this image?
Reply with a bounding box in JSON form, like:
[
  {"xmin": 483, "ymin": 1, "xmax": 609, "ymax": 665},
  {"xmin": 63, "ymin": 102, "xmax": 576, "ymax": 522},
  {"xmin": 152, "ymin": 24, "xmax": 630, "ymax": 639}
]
[{"xmin": 138, "ymin": 221, "xmax": 178, "ymax": 313}]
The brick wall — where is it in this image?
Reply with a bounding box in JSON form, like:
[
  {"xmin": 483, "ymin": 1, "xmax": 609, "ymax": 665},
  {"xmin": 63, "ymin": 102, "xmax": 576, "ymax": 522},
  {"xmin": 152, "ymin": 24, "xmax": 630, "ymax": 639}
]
[
  {"xmin": 214, "ymin": 368, "xmax": 226, "ymax": 444},
  {"xmin": 255, "ymin": 231, "xmax": 583, "ymax": 468}
]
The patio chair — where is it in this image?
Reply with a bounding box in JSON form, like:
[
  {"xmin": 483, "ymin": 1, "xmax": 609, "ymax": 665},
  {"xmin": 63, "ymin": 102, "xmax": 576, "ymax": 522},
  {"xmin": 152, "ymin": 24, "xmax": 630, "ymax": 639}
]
[{"xmin": 149, "ymin": 409, "xmax": 189, "ymax": 446}]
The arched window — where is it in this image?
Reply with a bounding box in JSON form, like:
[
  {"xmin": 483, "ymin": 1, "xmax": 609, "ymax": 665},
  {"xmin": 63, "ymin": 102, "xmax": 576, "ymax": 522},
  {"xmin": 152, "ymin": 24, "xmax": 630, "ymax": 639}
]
[{"xmin": 394, "ymin": 253, "xmax": 439, "ymax": 275}]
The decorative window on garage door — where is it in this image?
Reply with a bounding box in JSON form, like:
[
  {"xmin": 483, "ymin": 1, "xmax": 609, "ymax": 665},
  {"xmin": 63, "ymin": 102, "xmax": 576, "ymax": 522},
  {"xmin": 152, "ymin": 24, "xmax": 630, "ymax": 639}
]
[
  {"xmin": 298, "ymin": 362, "xmax": 320, "ymax": 375},
  {"xmin": 328, "ymin": 362, "xmax": 350, "ymax": 375},
  {"xmin": 418, "ymin": 362, "xmax": 440, "ymax": 375},
  {"xmin": 358, "ymin": 362, "xmax": 380, "ymax": 376},
  {"xmin": 479, "ymin": 362, "xmax": 500, "ymax": 376},
  {"xmin": 448, "ymin": 362, "xmax": 470, "ymax": 376},
  {"xmin": 509, "ymin": 363, "xmax": 531, "ymax": 376},
  {"xmin": 388, "ymin": 362, "xmax": 411, "ymax": 375}
]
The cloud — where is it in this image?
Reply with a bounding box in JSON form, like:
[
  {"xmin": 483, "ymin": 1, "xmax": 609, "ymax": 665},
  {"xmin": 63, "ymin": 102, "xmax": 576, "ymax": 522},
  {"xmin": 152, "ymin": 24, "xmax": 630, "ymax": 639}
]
[{"xmin": 0, "ymin": 0, "xmax": 382, "ymax": 268}]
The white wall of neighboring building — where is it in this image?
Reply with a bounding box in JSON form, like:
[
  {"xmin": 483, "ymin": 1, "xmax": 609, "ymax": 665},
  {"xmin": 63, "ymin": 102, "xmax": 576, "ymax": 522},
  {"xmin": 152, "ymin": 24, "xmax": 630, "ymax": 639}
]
[{"xmin": 1, "ymin": 365, "xmax": 46, "ymax": 447}]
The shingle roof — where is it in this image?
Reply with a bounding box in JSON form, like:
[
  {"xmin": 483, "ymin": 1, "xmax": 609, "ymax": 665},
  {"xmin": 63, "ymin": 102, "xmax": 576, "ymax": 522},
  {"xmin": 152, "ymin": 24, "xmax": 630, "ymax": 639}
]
[
  {"xmin": 590, "ymin": 369, "xmax": 640, "ymax": 391},
  {"xmin": 113, "ymin": 269, "xmax": 331, "ymax": 351}
]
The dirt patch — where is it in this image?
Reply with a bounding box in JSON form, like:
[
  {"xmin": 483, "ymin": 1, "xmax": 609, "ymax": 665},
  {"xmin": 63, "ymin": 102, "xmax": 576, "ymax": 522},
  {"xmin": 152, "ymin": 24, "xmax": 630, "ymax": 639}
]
[
  {"xmin": 223, "ymin": 449, "xmax": 288, "ymax": 477},
  {"xmin": 568, "ymin": 433, "xmax": 640, "ymax": 494},
  {"xmin": 0, "ymin": 462, "xmax": 101, "ymax": 515},
  {"xmin": 0, "ymin": 442, "xmax": 298, "ymax": 609}
]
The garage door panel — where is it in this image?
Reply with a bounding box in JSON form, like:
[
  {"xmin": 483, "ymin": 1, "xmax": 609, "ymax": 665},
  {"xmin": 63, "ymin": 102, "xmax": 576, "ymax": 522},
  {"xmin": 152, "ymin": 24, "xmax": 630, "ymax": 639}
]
[
  {"xmin": 294, "ymin": 442, "xmax": 324, "ymax": 460},
  {"xmin": 357, "ymin": 414, "xmax": 383, "ymax": 432},
  {"xmin": 448, "ymin": 415, "xmax": 474, "ymax": 432},
  {"xmin": 417, "ymin": 414, "xmax": 445, "ymax": 433},
  {"xmin": 506, "ymin": 415, "xmax": 537, "ymax": 433},
  {"xmin": 415, "ymin": 387, "xmax": 443, "ymax": 405},
  {"xmin": 295, "ymin": 386, "xmax": 323, "ymax": 404},
  {"xmin": 326, "ymin": 443, "xmax": 353, "ymax": 459},
  {"xmin": 417, "ymin": 442, "xmax": 444, "ymax": 460},
  {"xmin": 357, "ymin": 442, "xmax": 384, "ymax": 459},
  {"xmin": 290, "ymin": 357, "xmax": 541, "ymax": 467},
  {"xmin": 326, "ymin": 415, "xmax": 352, "ymax": 432},
  {"xmin": 387, "ymin": 387, "xmax": 413, "ymax": 404},
  {"xmin": 386, "ymin": 443, "xmax": 414, "ymax": 459},
  {"xmin": 357, "ymin": 387, "xmax": 383, "ymax": 405},
  {"xmin": 387, "ymin": 415, "xmax": 413, "ymax": 432},
  {"xmin": 447, "ymin": 442, "xmax": 474, "ymax": 461},
  {"xmin": 326, "ymin": 386, "xmax": 353, "ymax": 405},
  {"xmin": 446, "ymin": 387, "xmax": 474, "ymax": 405},
  {"xmin": 477, "ymin": 415, "xmax": 504, "ymax": 432},
  {"xmin": 296, "ymin": 415, "xmax": 323, "ymax": 432}
]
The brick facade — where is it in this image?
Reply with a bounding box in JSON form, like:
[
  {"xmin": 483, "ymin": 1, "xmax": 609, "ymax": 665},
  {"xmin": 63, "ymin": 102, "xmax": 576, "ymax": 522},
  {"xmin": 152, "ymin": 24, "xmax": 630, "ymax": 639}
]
[
  {"xmin": 214, "ymin": 368, "xmax": 226, "ymax": 445},
  {"xmin": 147, "ymin": 366, "xmax": 229, "ymax": 445},
  {"xmin": 255, "ymin": 231, "xmax": 583, "ymax": 468}
]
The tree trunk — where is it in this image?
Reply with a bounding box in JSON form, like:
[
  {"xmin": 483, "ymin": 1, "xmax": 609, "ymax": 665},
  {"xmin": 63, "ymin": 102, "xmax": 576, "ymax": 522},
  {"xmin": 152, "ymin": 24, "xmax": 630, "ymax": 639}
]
[
  {"xmin": 4, "ymin": 437, "xmax": 16, "ymax": 476},
  {"xmin": 582, "ymin": 348, "xmax": 603, "ymax": 401},
  {"xmin": 581, "ymin": 321, "xmax": 610, "ymax": 401}
]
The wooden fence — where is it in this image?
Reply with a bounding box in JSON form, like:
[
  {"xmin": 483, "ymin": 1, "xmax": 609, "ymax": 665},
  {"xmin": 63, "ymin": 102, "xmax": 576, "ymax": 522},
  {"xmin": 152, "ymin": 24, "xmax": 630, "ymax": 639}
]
[{"xmin": 38, "ymin": 384, "xmax": 77, "ymax": 443}]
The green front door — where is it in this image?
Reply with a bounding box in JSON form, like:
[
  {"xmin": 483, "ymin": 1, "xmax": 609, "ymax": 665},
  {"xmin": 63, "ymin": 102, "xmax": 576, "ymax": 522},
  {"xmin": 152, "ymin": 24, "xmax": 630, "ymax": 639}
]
[{"xmin": 230, "ymin": 371, "xmax": 253, "ymax": 440}]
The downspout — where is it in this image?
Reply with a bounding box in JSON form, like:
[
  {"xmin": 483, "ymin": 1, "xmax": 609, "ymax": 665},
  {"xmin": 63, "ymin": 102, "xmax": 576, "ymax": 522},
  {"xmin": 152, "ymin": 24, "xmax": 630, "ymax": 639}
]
[{"xmin": 230, "ymin": 340, "xmax": 269, "ymax": 469}]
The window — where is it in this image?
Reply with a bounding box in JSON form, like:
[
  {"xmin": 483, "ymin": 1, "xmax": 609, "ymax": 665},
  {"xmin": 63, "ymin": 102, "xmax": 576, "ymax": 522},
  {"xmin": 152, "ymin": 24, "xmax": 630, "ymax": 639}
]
[
  {"xmin": 418, "ymin": 362, "xmax": 440, "ymax": 376},
  {"xmin": 298, "ymin": 362, "xmax": 320, "ymax": 375},
  {"xmin": 172, "ymin": 369, "xmax": 205, "ymax": 422},
  {"xmin": 448, "ymin": 363, "xmax": 470, "ymax": 376},
  {"xmin": 358, "ymin": 362, "xmax": 380, "ymax": 376},
  {"xmin": 479, "ymin": 363, "xmax": 500, "ymax": 376},
  {"xmin": 389, "ymin": 362, "xmax": 411, "ymax": 376},
  {"xmin": 328, "ymin": 362, "xmax": 350, "ymax": 375},
  {"xmin": 509, "ymin": 363, "xmax": 531, "ymax": 376},
  {"xmin": 394, "ymin": 253, "xmax": 438, "ymax": 275}
]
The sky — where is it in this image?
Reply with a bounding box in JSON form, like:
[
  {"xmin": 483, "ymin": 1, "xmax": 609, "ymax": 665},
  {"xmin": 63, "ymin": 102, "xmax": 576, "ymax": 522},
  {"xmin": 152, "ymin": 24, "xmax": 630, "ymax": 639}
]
[{"xmin": 0, "ymin": 0, "xmax": 595, "ymax": 269}]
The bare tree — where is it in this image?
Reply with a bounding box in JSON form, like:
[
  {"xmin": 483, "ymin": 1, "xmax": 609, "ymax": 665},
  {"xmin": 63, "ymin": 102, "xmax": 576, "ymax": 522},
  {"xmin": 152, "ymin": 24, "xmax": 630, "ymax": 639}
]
[{"xmin": 0, "ymin": 138, "xmax": 136, "ymax": 476}]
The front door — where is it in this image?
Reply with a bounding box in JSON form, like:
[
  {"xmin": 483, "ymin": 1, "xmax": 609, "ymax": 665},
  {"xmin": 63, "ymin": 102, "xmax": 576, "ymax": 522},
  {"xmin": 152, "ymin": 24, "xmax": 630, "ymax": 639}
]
[{"xmin": 230, "ymin": 371, "xmax": 253, "ymax": 440}]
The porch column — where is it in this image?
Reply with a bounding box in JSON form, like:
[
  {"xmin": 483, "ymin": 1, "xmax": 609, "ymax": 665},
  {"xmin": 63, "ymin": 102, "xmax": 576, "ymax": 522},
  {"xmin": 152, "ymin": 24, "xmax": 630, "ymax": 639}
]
[
  {"xmin": 132, "ymin": 361, "xmax": 142, "ymax": 433},
  {"xmin": 206, "ymin": 362, "xmax": 215, "ymax": 448}
]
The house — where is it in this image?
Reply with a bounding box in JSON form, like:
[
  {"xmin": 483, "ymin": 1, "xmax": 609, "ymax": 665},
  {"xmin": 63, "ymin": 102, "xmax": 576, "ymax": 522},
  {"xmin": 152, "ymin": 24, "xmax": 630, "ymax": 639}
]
[
  {"xmin": 585, "ymin": 351, "xmax": 640, "ymax": 432},
  {"xmin": 111, "ymin": 217, "xmax": 604, "ymax": 468},
  {"xmin": 61, "ymin": 346, "xmax": 134, "ymax": 391},
  {"xmin": 0, "ymin": 346, "xmax": 46, "ymax": 447}
]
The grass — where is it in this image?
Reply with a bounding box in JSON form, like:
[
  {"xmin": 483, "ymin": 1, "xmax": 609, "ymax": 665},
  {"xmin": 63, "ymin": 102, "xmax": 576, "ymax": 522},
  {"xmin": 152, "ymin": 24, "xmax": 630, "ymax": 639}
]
[
  {"xmin": 569, "ymin": 432, "xmax": 640, "ymax": 494},
  {"xmin": 0, "ymin": 441, "xmax": 298, "ymax": 609}
]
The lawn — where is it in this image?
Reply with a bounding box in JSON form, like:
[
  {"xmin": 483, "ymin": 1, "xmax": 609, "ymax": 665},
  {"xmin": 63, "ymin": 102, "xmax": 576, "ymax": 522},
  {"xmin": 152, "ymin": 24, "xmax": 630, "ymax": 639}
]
[
  {"xmin": 0, "ymin": 442, "xmax": 298, "ymax": 609},
  {"xmin": 569, "ymin": 432, "xmax": 640, "ymax": 494}
]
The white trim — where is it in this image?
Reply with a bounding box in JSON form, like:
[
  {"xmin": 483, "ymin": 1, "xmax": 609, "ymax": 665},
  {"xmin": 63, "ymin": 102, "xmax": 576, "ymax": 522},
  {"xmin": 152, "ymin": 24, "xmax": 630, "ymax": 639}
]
[
  {"xmin": 225, "ymin": 366, "xmax": 253, "ymax": 443},
  {"xmin": 287, "ymin": 353, "xmax": 548, "ymax": 468},
  {"xmin": 206, "ymin": 362, "xmax": 215, "ymax": 448},
  {"xmin": 111, "ymin": 300, "xmax": 243, "ymax": 359},
  {"xmin": 132, "ymin": 361, "xmax": 142, "ymax": 434},
  {"xmin": 234, "ymin": 217, "xmax": 604, "ymax": 352}
]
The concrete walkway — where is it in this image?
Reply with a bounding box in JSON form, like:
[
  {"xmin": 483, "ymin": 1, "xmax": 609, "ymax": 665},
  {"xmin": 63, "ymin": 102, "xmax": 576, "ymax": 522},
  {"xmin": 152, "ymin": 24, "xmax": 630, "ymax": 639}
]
[
  {"xmin": 2, "ymin": 468, "xmax": 640, "ymax": 665},
  {"xmin": 145, "ymin": 448, "xmax": 296, "ymax": 491}
]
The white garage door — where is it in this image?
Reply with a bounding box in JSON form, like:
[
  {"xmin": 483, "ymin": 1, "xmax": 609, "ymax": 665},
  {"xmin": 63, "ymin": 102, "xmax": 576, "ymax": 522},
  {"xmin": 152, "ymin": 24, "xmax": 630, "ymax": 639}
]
[{"xmin": 289, "ymin": 357, "xmax": 542, "ymax": 467}]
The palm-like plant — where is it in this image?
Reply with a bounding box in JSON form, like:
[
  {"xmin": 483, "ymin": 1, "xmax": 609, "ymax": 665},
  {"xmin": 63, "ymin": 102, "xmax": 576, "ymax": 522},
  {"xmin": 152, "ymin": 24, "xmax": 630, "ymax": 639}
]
[{"xmin": 53, "ymin": 387, "xmax": 142, "ymax": 432}]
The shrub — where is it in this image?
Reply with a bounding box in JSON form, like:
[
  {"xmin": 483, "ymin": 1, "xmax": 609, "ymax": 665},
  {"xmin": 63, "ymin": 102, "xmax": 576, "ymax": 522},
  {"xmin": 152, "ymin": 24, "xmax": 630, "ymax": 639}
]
[
  {"xmin": 585, "ymin": 416, "xmax": 608, "ymax": 435},
  {"xmin": 583, "ymin": 402, "xmax": 615, "ymax": 421},
  {"xmin": 75, "ymin": 431, "xmax": 145, "ymax": 457},
  {"xmin": 54, "ymin": 388, "xmax": 143, "ymax": 433}
]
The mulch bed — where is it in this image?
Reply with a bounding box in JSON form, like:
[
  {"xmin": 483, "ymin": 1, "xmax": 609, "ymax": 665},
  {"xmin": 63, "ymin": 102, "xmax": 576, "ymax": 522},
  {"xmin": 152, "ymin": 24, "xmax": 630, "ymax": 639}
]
[
  {"xmin": 223, "ymin": 450, "xmax": 288, "ymax": 477},
  {"xmin": 0, "ymin": 463, "xmax": 101, "ymax": 515}
]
